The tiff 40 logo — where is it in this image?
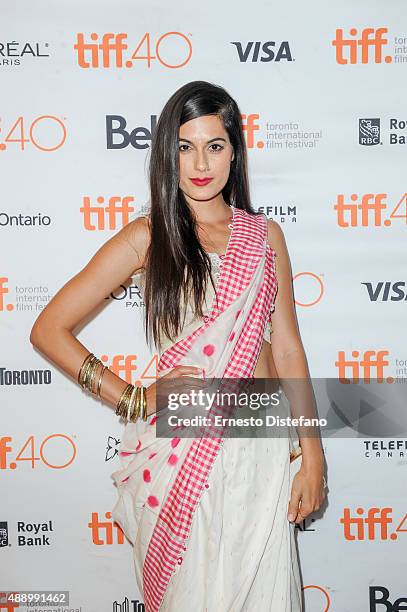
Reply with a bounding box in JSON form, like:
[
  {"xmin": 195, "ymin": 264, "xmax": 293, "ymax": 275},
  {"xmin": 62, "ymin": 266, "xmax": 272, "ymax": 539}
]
[
  {"xmin": 0, "ymin": 435, "xmax": 77, "ymax": 470},
  {"xmin": 0, "ymin": 115, "xmax": 67, "ymax": 152},
  {"xmin": 74, "ymin": 32, "xmax": 192, "ymax": 69},
  {"xmin": 341, "ymin": 507, "xmax": 407, "ymax": 541},
  {"xmin": 333, "ymin": 192, "xmax": 407, "ymax": 227}
]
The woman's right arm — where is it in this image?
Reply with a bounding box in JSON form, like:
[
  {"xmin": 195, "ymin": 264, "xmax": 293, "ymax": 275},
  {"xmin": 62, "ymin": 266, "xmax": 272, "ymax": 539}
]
[{"xmin": 29, "ymin": 216, "xmax": 151, "ymax": 411}]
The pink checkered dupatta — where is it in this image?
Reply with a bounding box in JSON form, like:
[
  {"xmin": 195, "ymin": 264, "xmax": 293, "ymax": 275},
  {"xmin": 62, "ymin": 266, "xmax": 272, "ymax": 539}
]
[{"xmin": 111, "ymin": 206, "xmax": 278, "ymax": 611}]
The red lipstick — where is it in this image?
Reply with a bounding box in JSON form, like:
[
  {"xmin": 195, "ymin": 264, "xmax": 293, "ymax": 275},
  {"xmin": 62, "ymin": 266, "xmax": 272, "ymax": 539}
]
[{"xmin": 190, "ymin": 178, "xmax": 213, "ymax": 186}]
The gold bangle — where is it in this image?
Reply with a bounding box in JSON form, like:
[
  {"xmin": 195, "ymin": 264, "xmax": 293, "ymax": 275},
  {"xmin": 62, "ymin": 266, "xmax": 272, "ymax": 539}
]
[
  {"xmin": 141, "ymin": 386, "xmax": 148, "ymax": 421},
  {"xmin": 116, "ymin": 383, "xmax": 133, "ymax": 418},
  {"xmin": 119, "ymin": 384, "xmax": 134, "ymax": 418},
  {"xmin": 82, "ymin": 355, "xmax": 98, "ymax": 390},
  {"xmin": 88, "ymin": 358, "xmax": 100, "ymax": 394},
  {"xmin": 78, "ymin": 353, "xmax": 94, "ymax": 387},
  {"xmin": 96, "ymin": 365, "xmax": 106, "ymax": 398},
  {"xmin": 130, "ymin": 386, "xmax": 141, "ymax": 422},
  {"xmin": 78, "ymin": 353, "xmax": 92, "ymax": 384},
  {"xmin": 127, "ymin": 385, "xmax": 138, "ymax": 422}
]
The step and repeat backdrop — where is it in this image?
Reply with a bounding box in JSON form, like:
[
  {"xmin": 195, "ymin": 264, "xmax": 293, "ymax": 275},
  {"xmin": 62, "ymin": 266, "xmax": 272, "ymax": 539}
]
[{"xmin": 1, "ymin": 1, "xmax": 406, "ymax": 610}]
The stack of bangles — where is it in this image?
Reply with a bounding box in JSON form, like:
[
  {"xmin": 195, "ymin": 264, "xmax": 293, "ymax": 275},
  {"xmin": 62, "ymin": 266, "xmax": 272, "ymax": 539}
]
[{"xmin": 77, "ymin": 352, "xmax": 148, "ymax": 423}]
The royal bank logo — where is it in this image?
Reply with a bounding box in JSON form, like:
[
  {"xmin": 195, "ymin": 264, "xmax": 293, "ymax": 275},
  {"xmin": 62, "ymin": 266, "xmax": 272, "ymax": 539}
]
[
  {"xmin": 0, "ymin": 521, "xmax": 9, "ymax": 547},
  {"xmin": 359, "ymin": 118, "xmax": 381, "ymax": 146}
]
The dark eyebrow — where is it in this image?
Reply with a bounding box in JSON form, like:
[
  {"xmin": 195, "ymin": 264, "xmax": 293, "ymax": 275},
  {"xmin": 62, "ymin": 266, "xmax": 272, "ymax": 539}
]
[{"xmin": 178, "ymin": 137, "xmax": 227, "ymax": 144}]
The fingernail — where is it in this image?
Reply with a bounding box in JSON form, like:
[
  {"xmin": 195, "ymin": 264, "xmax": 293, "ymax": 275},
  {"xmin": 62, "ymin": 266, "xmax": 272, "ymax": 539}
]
[{"xmin": 288, "ymin": 514, "xmax": 295, "ymax": 522}]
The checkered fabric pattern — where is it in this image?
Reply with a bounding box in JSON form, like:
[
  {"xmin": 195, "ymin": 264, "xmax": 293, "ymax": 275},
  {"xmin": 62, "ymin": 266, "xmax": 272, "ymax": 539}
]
[{"xmin": 143, "ymin": 207, "xmax": 278, "ymax": 611}]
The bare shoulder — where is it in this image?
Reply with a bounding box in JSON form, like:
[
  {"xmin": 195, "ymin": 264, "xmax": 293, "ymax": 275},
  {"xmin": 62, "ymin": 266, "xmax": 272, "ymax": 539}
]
[
  {"xmin": 119, "ymin": 215, "xmax": 151, "ymax": 270},
  {"xmin": 266, "ymin": 218, "xmax": 288, "ymax": 255}
]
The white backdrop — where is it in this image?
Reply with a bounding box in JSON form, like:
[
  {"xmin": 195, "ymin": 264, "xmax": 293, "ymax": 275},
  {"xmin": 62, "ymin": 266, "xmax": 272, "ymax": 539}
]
[{"xmin": 1, "ymin": 1, "xmax": 407, "ymax": 610}]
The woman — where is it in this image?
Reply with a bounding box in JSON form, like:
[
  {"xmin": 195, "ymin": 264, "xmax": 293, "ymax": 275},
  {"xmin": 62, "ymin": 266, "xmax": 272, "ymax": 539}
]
[{"xmin": 30, "ymin": 80, "xmax": 326, "ymax": 611}]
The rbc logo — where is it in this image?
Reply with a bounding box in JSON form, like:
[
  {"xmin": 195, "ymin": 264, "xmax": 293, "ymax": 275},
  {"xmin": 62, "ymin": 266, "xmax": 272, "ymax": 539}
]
[
  {"xmin": 0, "ymin": 522, "xmax": 8, "ymax": 547},
  {"xmin": 359, "ymin": 119, "xmax": 381, "ymax": 146}
]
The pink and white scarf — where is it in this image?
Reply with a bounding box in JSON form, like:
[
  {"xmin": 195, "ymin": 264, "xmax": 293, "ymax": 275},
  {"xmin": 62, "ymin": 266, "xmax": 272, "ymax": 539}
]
[{"xmin": 111, "ymin": 206, "xmax": 278, "ymax": 611}]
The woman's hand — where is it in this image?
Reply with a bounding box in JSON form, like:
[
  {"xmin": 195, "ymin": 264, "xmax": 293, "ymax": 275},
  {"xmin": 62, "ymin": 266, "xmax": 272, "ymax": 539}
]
[
  {"xmin": 145, "ymin": 365, "xmax": 207, "ymax": 416},
  {"xmin": 287, "ymin": 454, "xmax": 326, "ymax": 524}
]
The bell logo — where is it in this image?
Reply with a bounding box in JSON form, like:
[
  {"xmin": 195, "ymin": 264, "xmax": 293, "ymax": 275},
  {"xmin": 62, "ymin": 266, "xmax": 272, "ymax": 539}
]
[
  {"xmin": 88, "ymin": 511, "xmax": 125, "ymax": 545},
  {"xmin": 332, "ymin": 27, "xmax": 392, "ymax": 64},
  {"xmin": 369, "ymin": 586, "xmax": 407, "ymax": 611}
]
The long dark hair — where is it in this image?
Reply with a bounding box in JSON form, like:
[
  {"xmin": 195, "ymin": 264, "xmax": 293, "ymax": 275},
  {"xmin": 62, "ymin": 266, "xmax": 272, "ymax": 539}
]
[{"xmin": 144, "ymin": 80, "xmax": 260, "ymax": 349}]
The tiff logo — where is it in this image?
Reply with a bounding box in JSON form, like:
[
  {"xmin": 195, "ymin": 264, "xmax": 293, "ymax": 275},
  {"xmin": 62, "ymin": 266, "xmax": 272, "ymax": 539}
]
[
  {"xmin": 74, "ymin": 33, "xmax": 128, "ymax": 68},
  {"xmin": 80, "ymin": 196, "xmax": 136, "ymax": 230},
  {"xmin": 334, "ymin": 193, "xmax": 388, "ymax": 227},
  {"xmin": 335, "ymin": 350, "xmax": 390, "ymax": 383},
  {"xmin": 332, "ymin": 27, "xmax": 392, "ymax": 64},
  {"xmin": 88, "ymin": 511, "xmax": 125, "ymax": 545},
  {"xmin": 341, "ymin": 508, "xmax": 395, "ymax": 541},
  {"xmin": 0, "ymin": 278, "xmax": 12, "ymax": 312}
]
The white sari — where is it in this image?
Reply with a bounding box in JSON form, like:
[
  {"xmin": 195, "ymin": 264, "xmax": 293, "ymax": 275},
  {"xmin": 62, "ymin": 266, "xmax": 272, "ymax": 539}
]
[{"xmin": 111, "ymin": 206, "xmax": 303, "ymax": 611}]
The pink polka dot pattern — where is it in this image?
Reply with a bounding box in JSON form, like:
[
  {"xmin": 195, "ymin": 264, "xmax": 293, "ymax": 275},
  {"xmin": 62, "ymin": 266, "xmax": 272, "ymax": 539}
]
[
  {"xmin": 171, "ymin": 437, "xmax": 181, "ymax": 448},
  {"xmin": 203, "ymin": 344, "xmax": 215, "ymax": 356},
  {"xmin": 136, "ymin": 439, "xmax": 142, "ymax": 452},
  {"xmin": 229, "ymin": 331, "xmax": 235, "ymax": 342},
  {"xmin": 143, "ymin": 469, "xmax": 151, "ymax": 483},
  {"xmin": 148, "ymin": 452, "xmax": 157, "ymax": 460},
  {"xmin": 168, "ymin": 454, "xmax": 179, "ymax": 465},
  {"xmin": 119, "ymin": 451, "xmax": 132, "ymax": 457},
  {"xmin": 121, "ymin": 476, "xmax": 130, "ymax": 483},
  {"xmin": 147, "ymin": 495, "xmax": 159, "ymax": 508},
  {"xmin": 150, "ymin": 416, "xmax": 157, "ymax": 426}
]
